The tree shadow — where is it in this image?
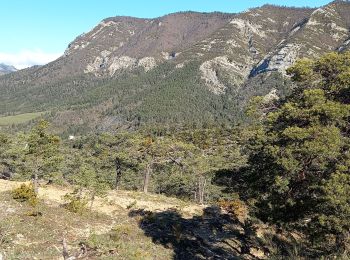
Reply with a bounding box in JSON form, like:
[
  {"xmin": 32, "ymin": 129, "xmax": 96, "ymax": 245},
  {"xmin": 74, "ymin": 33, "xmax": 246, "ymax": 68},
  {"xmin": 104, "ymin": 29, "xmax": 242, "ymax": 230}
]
[{"xmin": 129, "ymin": 207, "xmax": 270, "ymax": 260}]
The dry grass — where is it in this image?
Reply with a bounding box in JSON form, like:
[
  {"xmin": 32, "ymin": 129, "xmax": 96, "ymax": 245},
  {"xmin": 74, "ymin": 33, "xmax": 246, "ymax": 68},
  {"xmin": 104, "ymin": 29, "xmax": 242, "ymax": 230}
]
[
  {"xmin": 0, "ymin": 180, "xmax": 204, "ymax": 259},
  {"xmin": 0, "ymin": 180, "xmax": 203, "ymax": 217}
]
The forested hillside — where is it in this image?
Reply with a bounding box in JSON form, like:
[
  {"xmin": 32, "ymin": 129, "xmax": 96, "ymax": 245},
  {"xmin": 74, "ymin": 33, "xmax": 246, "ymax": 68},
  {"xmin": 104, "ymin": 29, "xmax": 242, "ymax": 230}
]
[
  {"xmin": 1, "ymin": 52, "xmax": 349, "ymax": 258},
  {"xmin": 0, "ymin": 1, "xmax": 349, "ymax": 134}
]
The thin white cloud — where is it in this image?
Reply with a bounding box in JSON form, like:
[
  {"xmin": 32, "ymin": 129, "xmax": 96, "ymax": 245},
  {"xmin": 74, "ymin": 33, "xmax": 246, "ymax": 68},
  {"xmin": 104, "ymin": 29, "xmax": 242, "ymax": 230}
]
[{"xmin": 0, "ymin": 50, "xmax": 62, "ymax": 70}]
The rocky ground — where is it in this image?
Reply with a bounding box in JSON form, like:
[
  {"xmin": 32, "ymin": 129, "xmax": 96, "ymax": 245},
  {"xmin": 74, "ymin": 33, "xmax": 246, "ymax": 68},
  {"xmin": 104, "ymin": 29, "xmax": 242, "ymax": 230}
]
[{"xmin": 0, "ymin": 180, "xmax": 304, "ymax": 259}]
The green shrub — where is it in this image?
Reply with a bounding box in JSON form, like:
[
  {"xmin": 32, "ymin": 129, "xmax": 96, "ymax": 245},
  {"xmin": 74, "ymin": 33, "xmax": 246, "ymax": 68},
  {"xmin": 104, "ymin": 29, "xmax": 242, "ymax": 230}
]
[
  {"xmin": 12, "ymin": 183, "xmax": 38, "ymax": 207},
  {"xmin": 218, "ymin": 199, "xmax": 248, "ymax": 223},
  {"xmin": 85, "ymin": 233, "xmax": 116, "ymax": 252},
  {"xmin": 63, "ymin": 193, "xmax": 88, "ymax": 214},
  {"xmin": 110, "ymin": 224, "xmax": 133, "ymax": 242}
]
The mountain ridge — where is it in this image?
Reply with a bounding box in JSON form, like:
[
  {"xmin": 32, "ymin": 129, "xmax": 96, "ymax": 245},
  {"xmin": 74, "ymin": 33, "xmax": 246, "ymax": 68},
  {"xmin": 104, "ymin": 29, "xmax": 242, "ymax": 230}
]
[{"xmin": 0, "ymin": 1, "xmax": 349, "ymax": 134}]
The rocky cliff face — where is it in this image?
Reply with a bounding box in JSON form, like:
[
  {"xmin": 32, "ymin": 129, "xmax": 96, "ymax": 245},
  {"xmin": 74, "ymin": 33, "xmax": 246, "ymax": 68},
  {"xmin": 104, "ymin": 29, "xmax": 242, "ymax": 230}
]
[
  {"xmin": 251, "ymin": 1, "xmax": 350, "ymax": 76},
  {"xmin": 3, "ymin": 1, "xmax": 350, "ymax": 91},
  {"xmin": 13, "ymin": 1, "xmax": 350, "ymax": 92},
  {"xmin": 0, "ymin": 1, "xmax": 349, "ymax": 132},
  {"xmin": 53, "ymin": 12, "xmax": 234, "ymax": 79}
]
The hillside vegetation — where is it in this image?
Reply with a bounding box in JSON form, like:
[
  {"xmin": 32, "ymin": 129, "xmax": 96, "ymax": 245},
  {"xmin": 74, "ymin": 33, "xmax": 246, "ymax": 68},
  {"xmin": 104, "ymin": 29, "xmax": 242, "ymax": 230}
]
[
  {"xmin": 0, "ymin": 1, "xmax": 349, "ymax": 133},
  {"xmin": 0, "ymin": 52, "xmax": 349, "ymax": 259}
]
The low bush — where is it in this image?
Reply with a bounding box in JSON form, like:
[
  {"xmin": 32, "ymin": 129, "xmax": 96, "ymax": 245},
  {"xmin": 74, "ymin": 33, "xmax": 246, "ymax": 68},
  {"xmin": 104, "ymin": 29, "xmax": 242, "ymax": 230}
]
[
  {"xmin": 63, "ymin": 193, "xmax": 88, "ymax": 214},
  {"xmin": 218, "ymin": 199, "xmax": 248, "ymax": 223},
  {"xmin": 110, "ymin": 224, "xmax": 133, "ymax": 242},
  {"xmin": 12, "ymin": 183, "xmax": 38, "ymax": 207}
]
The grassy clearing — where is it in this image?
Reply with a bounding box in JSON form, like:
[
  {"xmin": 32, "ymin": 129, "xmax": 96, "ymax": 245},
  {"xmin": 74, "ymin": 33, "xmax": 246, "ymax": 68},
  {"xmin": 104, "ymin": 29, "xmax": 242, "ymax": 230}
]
[
  {"xmin": 0, "ymin": 112, "xmax": 44, "ymax": 126},
  {"xmin": 0, "ymin": 189, "xmax": 173, "ymax": 259},
  {"xmin": 0, "ymin": 180, "xmax": 203, "ymax": 218},
  {"xmin": 0, "ymin": 180, "xmax": 313, "ymax": 259},
  {"xmin": 0, "ymin": 180, "xmax": 197, "ymax": 259}
]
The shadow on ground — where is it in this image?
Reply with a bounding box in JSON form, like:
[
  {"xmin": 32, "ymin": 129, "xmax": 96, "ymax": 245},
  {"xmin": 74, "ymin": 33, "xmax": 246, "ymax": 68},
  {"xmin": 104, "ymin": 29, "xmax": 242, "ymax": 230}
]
[{"xmin": 129, "ymin": 206, "xmax": 271, "ymax": 260}]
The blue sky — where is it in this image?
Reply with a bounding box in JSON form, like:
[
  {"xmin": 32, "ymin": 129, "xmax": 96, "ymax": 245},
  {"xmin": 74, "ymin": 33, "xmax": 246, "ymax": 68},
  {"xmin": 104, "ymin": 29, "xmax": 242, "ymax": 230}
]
[{"xmin": 0, "ymin": 0, "xmax": 332, "ymax": 68}]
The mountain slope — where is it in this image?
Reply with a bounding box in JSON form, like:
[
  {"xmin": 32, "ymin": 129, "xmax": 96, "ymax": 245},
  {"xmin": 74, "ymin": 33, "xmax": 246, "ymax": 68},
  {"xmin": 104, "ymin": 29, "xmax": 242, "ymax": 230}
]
[
  {"xmin": 0, "ymin": 1, "xmax": 349, "ymax": 134},
  {"xmin": 0, "ymin": 63, "xmax": 17, "ymax": 76}
]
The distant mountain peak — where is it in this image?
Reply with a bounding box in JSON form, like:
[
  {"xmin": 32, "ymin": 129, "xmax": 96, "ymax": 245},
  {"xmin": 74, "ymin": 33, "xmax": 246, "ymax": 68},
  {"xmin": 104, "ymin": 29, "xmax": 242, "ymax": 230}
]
[{"xmin": 0, "ymin": 63, "xmax": 17, "ymax": 75}]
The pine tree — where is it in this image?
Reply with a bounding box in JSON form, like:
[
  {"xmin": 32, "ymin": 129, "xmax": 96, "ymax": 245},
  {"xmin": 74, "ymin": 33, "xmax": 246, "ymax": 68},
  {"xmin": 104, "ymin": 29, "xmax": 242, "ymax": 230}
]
[
  {"xmin": 247, "ymin": 52, "xmax": 350, "ymax": 251},
  {"xmin": 25, "ymin": 120, "xmax": 62, "ymax": 194}
]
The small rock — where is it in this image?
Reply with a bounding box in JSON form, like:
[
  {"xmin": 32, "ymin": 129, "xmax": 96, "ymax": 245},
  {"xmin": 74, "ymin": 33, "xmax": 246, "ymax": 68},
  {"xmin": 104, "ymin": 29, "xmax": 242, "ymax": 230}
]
[
  {"xmin": 16, "ymin": 234, "xmax": 24, "ymax": 239},
  {"xmin": 6, "ymin": 208, "xmax": 16, "ymax": 213},
  {"xmin": 224, "ymin": 238, "xmax": 242, "ymax": 252}
]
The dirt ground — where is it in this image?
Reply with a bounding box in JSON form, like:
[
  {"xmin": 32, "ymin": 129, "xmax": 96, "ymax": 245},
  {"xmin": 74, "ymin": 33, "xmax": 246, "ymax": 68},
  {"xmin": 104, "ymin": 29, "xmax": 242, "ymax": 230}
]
[{"xmin": 0, "ymin": 179, "xmax": 203, "ymax": 217}]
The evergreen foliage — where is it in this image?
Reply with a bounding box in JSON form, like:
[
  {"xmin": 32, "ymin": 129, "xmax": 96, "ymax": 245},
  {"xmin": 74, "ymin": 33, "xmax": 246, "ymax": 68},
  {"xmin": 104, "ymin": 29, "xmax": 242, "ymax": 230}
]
[{"xmin": 245, "ymin": 52, "xmax": 350, "ymax": 252}]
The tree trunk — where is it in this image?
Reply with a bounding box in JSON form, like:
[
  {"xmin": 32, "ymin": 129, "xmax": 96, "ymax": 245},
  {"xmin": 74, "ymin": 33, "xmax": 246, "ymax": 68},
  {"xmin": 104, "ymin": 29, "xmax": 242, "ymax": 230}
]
[
  {"xmin": 90, "ymin": 193, "xmax": 95, "ymax": 211},
  {"xmin": 115, "ymin": 158, "xmax": 122, "ymax": 191},
  {"xmin": 198, "ymin": 176, "xmax": 206, "ymax": 205},
  {"xmin": 62, "ymin": 237, "xmax": 69, "ymax": 260},
  {"xmin": 143, "ymin": 163, "xmax": 151, "ymax": 193},
  {"xmin": 32, "ymin": 171, "xmax": 39, "ymax": 195}
]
